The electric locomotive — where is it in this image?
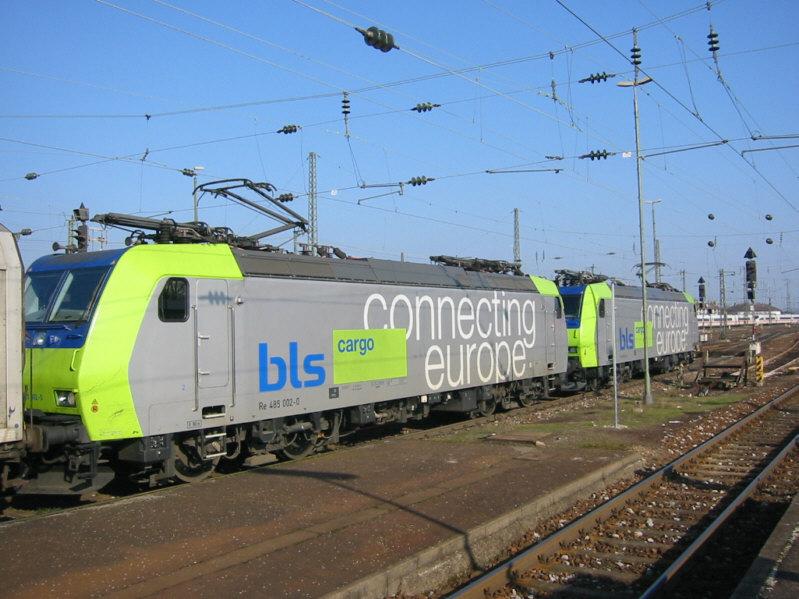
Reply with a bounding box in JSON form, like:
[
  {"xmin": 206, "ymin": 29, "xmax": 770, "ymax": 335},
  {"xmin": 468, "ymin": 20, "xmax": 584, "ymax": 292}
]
[
  {"xmin": 13, "ymin": 186, "xmax": 569, "ymax": 494},
  {"xmin": 556, "ymin": 270, "xmax": 698, "ymax": 389}
]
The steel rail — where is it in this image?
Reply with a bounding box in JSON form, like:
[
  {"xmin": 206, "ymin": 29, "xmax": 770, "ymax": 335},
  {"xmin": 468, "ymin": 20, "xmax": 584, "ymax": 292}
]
[
  {"xmin": 450, "ymin": 384, "xmax": 799, "ymax": 599},
  {"xmin": 640, "ymin": 433, "xmax": 798, "ymax": 598}
]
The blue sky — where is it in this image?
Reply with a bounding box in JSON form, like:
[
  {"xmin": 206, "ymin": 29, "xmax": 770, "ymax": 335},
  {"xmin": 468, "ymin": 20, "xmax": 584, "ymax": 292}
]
[{"xmin": 2, "ymin": 0, "xmax": 797, "ymax": 308}]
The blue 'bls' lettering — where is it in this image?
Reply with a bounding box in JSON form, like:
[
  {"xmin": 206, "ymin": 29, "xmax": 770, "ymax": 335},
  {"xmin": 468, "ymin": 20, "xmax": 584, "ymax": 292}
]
[
  {"xmin": 619, "ymin": 328, "xmax": 635, "ymax": 350},
  {"xmin": 259, "ymin": 342, "xmax": 326, "ymax": 391}
]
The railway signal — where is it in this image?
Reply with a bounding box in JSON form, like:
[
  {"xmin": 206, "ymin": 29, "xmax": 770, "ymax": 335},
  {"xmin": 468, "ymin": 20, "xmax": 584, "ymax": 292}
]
[
  {"xmin": 73, "ymin": 204, "xmax": 90, "ymax": 252},
  {"xmin": 698, "ymin": 276, "xmax": 706, "ymax": 309},
  {"xmin": 745, "ymin": 247, "xmax": 757, "ymax": 301}
]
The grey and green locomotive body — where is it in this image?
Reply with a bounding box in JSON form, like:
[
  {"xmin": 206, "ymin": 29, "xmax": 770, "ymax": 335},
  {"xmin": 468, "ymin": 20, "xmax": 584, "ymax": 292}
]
[{"xmin": 20, "ymin": 243, "xmax": 567, "ymax": 490}]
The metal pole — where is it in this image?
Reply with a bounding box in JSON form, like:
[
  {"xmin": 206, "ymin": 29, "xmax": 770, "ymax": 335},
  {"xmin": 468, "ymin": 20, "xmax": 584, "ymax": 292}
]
[
  {"xmin": 647, "ymin": 199, "xmax": 661, "ymax": 283},
  {"xmin": 720, "ymin": 269, "xmax": 728, "ymax": 339},
  {"xmin": 308, "ymin": 151, "xmax": 318, "ymax": 251},
  {"xmin": 632, "ymin": 28, "xmax": 653, "ymax": 405},
  {"xmin": 193, "ymin": 173, "xmax": 198, "ymax": 222},
  {"xmin": 611, "ymin": 280, "xmax": 620, "ymax": 428}
]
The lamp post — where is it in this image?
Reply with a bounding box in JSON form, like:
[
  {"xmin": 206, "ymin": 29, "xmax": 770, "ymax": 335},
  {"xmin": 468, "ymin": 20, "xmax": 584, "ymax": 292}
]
[
  {"xmin": 182, "ymin": 165, "xmax": 205, "ymax": 222},
  {"xmin": 618, "ymin": 28, "xmax": 654, "ymax": 405}
]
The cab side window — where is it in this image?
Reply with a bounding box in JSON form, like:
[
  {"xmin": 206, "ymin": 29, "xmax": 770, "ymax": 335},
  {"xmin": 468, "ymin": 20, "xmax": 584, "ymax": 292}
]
[{"xmin": 158, "ymin": 278, "xmax": 189, "ymax": 322}]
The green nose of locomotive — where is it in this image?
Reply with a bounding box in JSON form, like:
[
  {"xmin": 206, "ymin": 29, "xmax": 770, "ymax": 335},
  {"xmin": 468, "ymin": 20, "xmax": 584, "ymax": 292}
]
[{"xmin": 23, "ymin": 249, "xmax": 135, "ymax": 437}]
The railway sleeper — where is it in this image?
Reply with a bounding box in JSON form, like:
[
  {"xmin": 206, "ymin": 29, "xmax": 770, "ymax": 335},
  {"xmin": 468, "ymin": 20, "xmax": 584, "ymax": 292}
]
[
  {"xmin": 567, "ymin": 548, "xmax": 657, "ymax": 569},
  {"xmin": 534, "ymin": 562, "xmax": 641, "ymax": 585},
  {"xmin": 513, "ymin": 578, "xmax": 636, "ymax": 599},
  {"xmin": 596, "ymin": 536, "xmax": 672, "ymax": 554}
]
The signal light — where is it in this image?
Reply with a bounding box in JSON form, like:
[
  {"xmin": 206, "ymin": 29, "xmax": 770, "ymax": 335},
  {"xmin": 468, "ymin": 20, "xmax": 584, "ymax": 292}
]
[
  {"xmin": 412, "ymin": 102, "xmax": 441, "ymax": 113},
  {"xmin": 73, "ymin": 223, "xmax": 89, "ymax": 252},
  {"xmin": 698, "ymin": 277, "xmax": 706, "ymax": 308},
  {"xmin": 356, "ymin": 26, "xmax": 397, "ymax": 53},
  {"xmin": 277, "ymin": 124, "xmax": 300, "ymax": 134},
  {"xmin": 745, "ymin": 259, "xmax": 757, "ymax": 284},
  {"xmin": 407, "ymin": 176, "xmax": 433, "ymax": 186}
]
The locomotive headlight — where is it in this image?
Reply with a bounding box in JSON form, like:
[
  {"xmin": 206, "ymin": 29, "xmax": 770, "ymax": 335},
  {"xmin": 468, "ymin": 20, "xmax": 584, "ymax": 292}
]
[
  {"xmin": 568, "ymin": 346, "xmax": 578, "ymax": 354},
  {"xmin": 55, "ymin": 390, "xmax": 77, "ymax": 407},
  {"xmin": 33, "ymin": 332, "xmax": 47, "ymax": 346}
]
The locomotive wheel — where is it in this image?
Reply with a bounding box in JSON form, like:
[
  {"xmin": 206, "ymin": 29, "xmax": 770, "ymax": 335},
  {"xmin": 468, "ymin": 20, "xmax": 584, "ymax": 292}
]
[
  {"xmin": 173, "ymin": 436, "xmax": 218, "ymax": 483},
  {"xmin": 477, "ymin": 398, "xmax": 497, "ymax": 417},
  {"xmin": 277, "ymin": 421, "xmax": 317, "ymax": 461},
  {"xmin": 517, "ymin": 393, "xmax": 535, "ymax": 408}
]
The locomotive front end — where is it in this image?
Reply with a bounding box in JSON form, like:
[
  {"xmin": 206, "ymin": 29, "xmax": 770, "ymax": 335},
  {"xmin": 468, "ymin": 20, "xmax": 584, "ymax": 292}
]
[{"xmin": 22, "ymin": 248, "xmax": 133, "ymax": 492}]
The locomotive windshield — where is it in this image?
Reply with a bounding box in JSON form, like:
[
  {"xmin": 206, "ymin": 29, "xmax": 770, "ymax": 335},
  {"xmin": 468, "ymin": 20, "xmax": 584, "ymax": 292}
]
[
  {"xmin": 24, "ymin": 267, "xmax": 109, "ymax": 324},
  {"xmin": 562, "ymin": 294, "xmax": 582, "ymax": 319}
]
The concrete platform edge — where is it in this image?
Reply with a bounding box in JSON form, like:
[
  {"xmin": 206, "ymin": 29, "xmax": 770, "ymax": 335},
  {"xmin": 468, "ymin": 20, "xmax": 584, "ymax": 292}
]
[
  {"xmin": 730, "ymin": 493, "xmax": 799, "ymax": 599},
  {"xmin": 324, "ymin": 452, "xmax": 644, "ymax": 599}
]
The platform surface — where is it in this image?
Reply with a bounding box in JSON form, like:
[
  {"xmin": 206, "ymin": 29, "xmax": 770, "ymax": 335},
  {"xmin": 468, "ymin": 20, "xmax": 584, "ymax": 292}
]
[{"xmin": 0, "ymin": 429, "xmax": 631, "ymax": 599}]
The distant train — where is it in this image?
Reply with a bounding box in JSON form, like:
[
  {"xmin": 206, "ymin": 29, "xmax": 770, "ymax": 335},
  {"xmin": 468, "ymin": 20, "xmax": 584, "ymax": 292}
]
[
  {"xmin": 558, "ymin": 273, "xmax": 698, "ymax": 389},
  {"xmin": 1, "ymin": 213, "xmax": 699, "ymax": 495}
]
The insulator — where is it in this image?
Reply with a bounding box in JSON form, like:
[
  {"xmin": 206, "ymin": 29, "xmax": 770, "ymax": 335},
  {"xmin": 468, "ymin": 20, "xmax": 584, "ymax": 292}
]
[
  {"xmin": 579, "ymin": 71, "xmax": 612, "ymax": 84},
  {"xmin": 359, "ymin": 26, "xmax": 396, "ymax": 53},
  {"xmin": 407, "ymin": 176, "xmax": 433, "ymax": 186},
  {"xmin": 631, "ymin": 45, "xmax": 641, "ymax": 66},
  {"xmin": 277, "ymin": 124, "xmax": 300, "ymax": 134},
  {"xmin": 342, "ymin": 92, "xmax": 350, "ymax": 115},
  {"xmin": 276, "ymin": 193, "xmax": 295, "ymax": 203},
  {"xmin": 766, "ymin": 237, "xmax": 774, "ymax": 245},
  {"xmin": 581, "ymin": 149, "xmax": 611, "ymax": 160},
  {"xmin": 707, "ymin": 213, "xmax": 715, "ymax": 220},
  {"xmin": 412, "ymin": 102, "xmax": 440, "ymax": 113},
  {"xmin": 707, "ymin": 28, "xmax": 720, "ymax": 53},
  {"xmin": 707, "ymin": 240, "xmax": 715, "ymax": 247},
  {"xmin": 765, "ymin": 213, "xmax": 773, "ymax": 220},
  {"xmin": 24, "ymin": 172, "xmax": 38, "ymax": 180}
]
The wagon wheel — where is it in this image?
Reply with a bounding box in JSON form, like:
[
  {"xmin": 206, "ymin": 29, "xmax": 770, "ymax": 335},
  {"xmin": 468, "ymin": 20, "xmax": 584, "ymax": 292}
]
[
  {"xmin": 517, "ymin": 393, "xmax": 535, "ymax": 408},
  {"xmin": 277, "ymin": 419, "xmax": 317, "ymax": 461},
  {"xmin": 173, "ymin": 435, "xmax": 218, "ymax": 483}
]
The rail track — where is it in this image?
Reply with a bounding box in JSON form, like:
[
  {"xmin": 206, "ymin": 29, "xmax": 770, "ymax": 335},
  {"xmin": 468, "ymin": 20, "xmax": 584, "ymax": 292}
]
[{"xmin": 451, "ymin": 386, "xmax": 799, "ymax": 598}]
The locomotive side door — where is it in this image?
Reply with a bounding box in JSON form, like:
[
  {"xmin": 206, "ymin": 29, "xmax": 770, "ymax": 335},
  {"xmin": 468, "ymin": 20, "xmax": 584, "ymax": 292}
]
[
  {"xmin": 195, "ymin": 279, "xmax": 231, "ymax": 408},
  {"xmin": 545, "ymin": 296, "xmax": 557, "ymax": 367}
]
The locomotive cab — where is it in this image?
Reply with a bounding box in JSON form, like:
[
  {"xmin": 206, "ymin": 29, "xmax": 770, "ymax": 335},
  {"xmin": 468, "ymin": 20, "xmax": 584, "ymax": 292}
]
[{"xmin": 21, "ymin": 249, "xmax": 125, "ymax": 493}]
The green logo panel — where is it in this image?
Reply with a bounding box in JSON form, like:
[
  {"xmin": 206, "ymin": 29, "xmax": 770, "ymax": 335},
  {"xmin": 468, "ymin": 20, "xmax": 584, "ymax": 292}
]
[
  {"xmin": 333, "ymin": 329, "xmax": 408, "ymax": 384},
  {"xmin": 634, "ymin": 320, "xmax": 654, "ymax": 349}
]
